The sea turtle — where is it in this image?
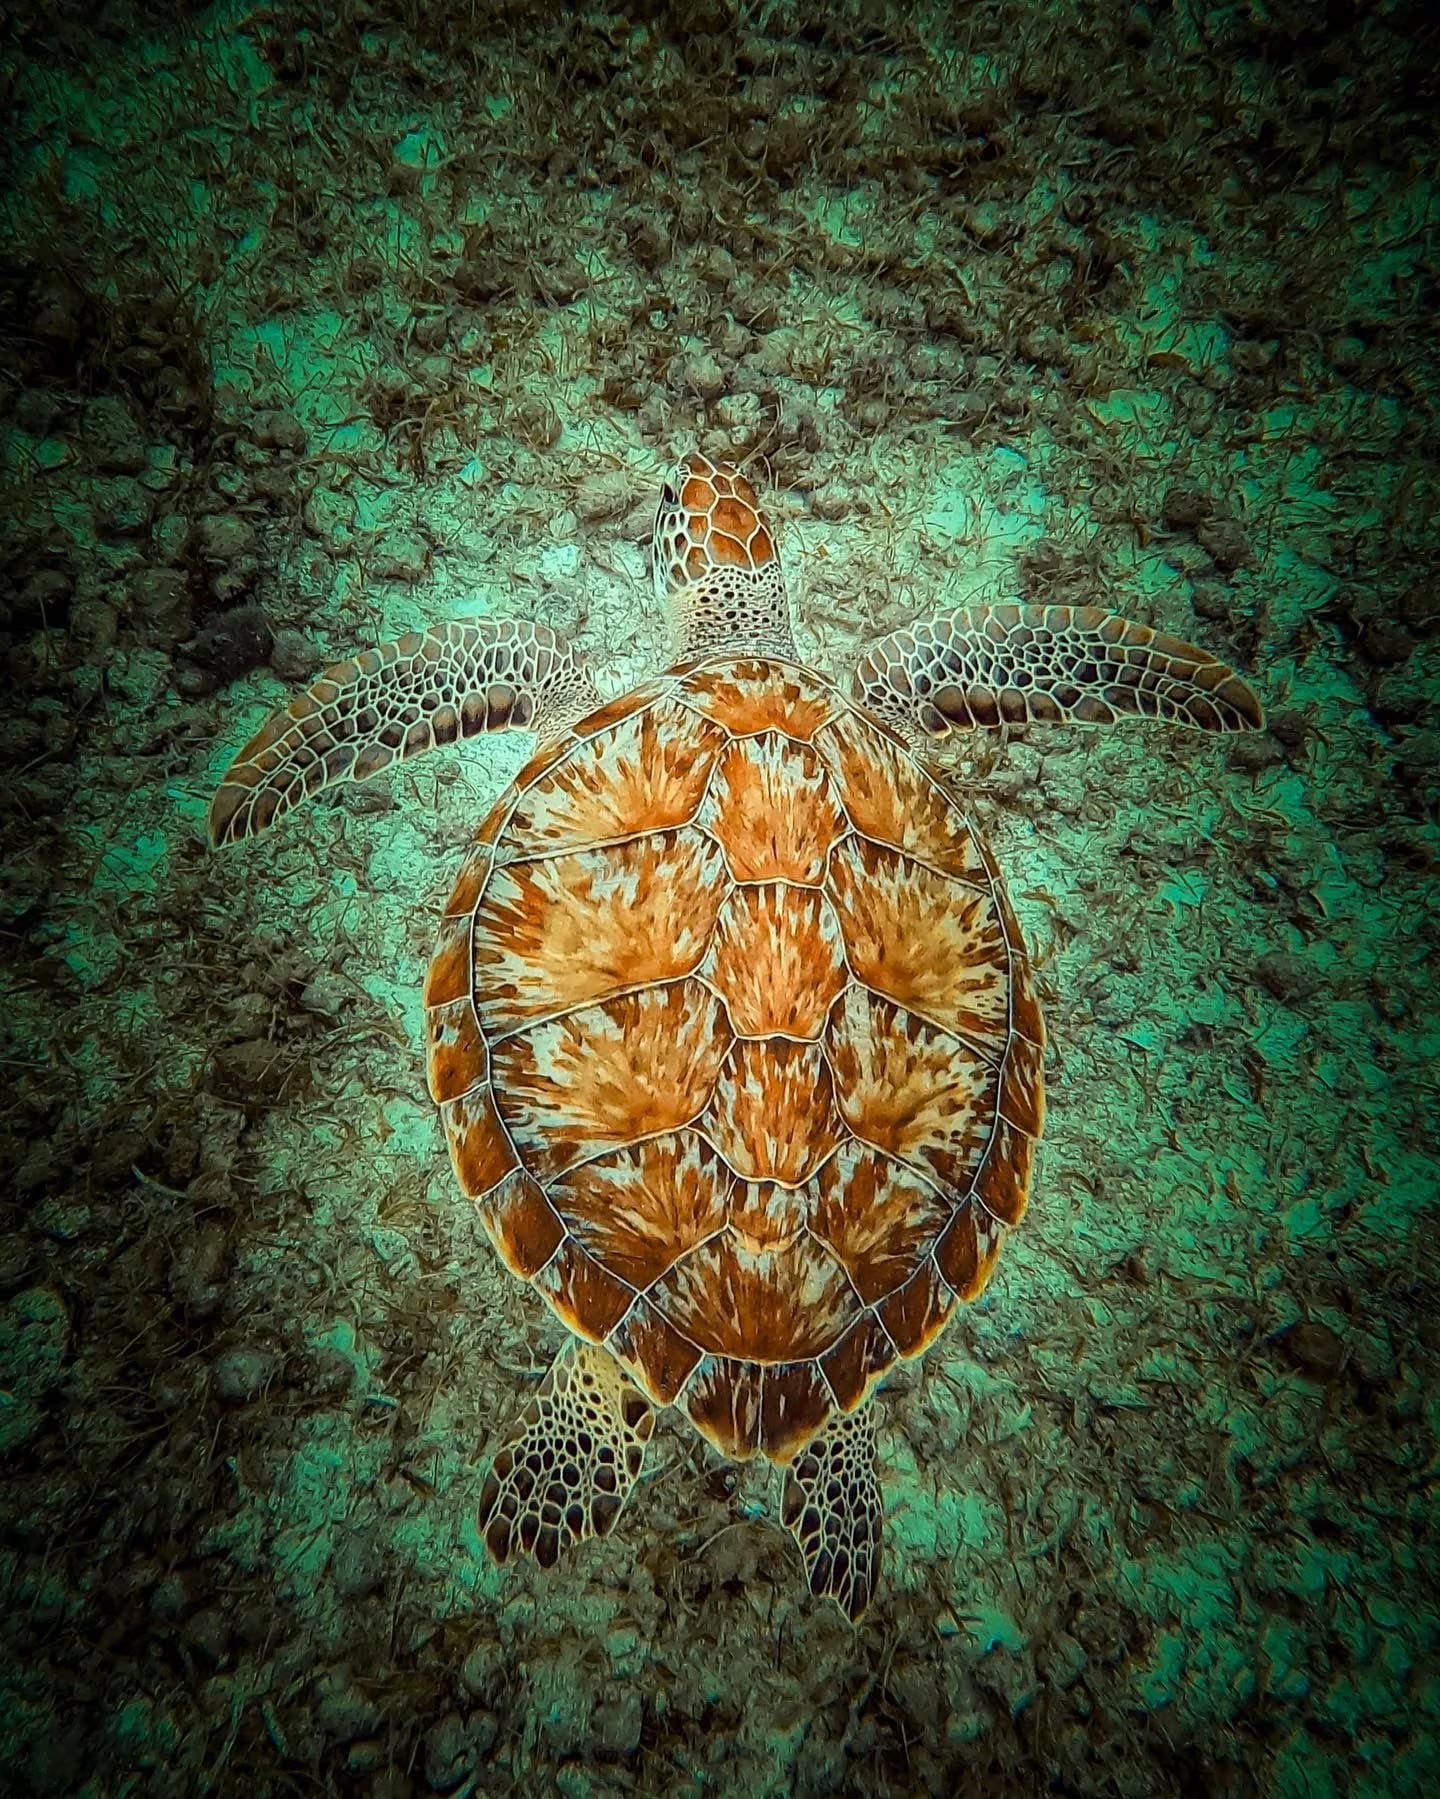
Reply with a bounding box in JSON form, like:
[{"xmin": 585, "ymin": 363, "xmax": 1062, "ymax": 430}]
[{"xmin": 209, "ymin": 452, "xmax": 1262, "ymax": 1619}]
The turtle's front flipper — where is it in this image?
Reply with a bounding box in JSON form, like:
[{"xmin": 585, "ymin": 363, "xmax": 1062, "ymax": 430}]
[
  {"xmin": 208, "ymin": 618, "xmax": 599, "ymax": 846},
  {"xmin": 853, "ymin": 603, "xmax": 1263, "ymax": 743},
  {"xmin": 478, "ymin": 1340, "xmax": 654, "ymax": 1569},
  {"xmin": 782, "ymin": 1407, "xmax": 882, "ymax": 1622}
]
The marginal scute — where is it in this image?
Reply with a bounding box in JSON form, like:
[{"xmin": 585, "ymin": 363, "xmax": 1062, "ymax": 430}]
[
  {"xmin": 472, "ymin": 791, "xmax": 516, "ymax": 848},
  {"xmin": 444, "ymin": 844, "xmax": 494, "ymax": 917},
  {"xmin": 989, "ymin": 866, "xmax": 1027, "ymax": 954},
  {"xmin": 425, "ymin": 994, "xmax": 487, "ymax": 1103},
  {"xmin": 998, "ymin": 1029, "xmax": 1045, "ymax": 1138},
  {"xmin": 479, "ymin": 1169, "xmax": 565, "ymax": 1278},
  {"xmin": 438, "ymin": 1084, "xmax": 516, "ymax": 1200},
  {"xmin": 760, "ymin": 1362, "xmax": 833, "ymax": 1465},
  {"xmin": 532, "ymin": 1237, "xmax": 636, "ymax": 1343},
  {"xmin": 609, "ymin": 1293, "xmax": 705, "ymax": 1405},
  {"xmin": 571, "ymin": 685, "xmax": 655, "ymax": 738},
  {"xmin": 935, "ymin": 1199, "xmax": 1005, "ymax": 1301},
  {"xmin": 876, "ymin": 1256, "xmax": 956, "ymax": 1359},
  {"xmin": 423, "ymin": 911, "xmax": 472, "ymax": 1008},
  {"xmin": 972, "ymin": 1114, "xmax": 1036, "ymax": 1229},
  {"xmin": 819, "ymin": 1313, "xmax": 895, "ymax": 1413},
  {"xmin": 1009, "ymin": 950, "xmax": 1045, "ymax": 1049},
  {"xmin": 508, "ymin": 731, "xmax": 574, "ymax": 799},
  {"xmin": 684, "ymin": 1353, "xmax": 764, "ymax": 1459}
]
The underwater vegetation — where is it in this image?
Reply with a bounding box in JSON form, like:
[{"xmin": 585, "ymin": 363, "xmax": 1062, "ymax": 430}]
[{"xmin": 0, "ymin": 0, "xmax": 1437, "ymax": 1794}]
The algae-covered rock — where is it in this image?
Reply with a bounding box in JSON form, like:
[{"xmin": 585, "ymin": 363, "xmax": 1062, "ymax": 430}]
[{"xmin": 0, "ymin": 1284, "xmax": 70, "ymax": 1451}]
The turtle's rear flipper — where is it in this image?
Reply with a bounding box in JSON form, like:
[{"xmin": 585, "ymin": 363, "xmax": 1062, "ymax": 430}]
[
  {"xmin": 853, "ymin": 603, "xmax": 1263, "ymax": 744},
  {"xmin": 478, "ymin": 1340, "xmax": 654, "ymax": 1569},
  {"xmin": 208, "ymin": 618, "xmax": 598, "ymax": 845},
  {"xmin": 782, "ymin": 1406, "xmax": 881, "ymax": 1623}
]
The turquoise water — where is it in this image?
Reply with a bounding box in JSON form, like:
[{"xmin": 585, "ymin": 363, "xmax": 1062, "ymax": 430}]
[{"xmin": 1, "ymin": 1, "xmax": 1437, "ymax": 1793}]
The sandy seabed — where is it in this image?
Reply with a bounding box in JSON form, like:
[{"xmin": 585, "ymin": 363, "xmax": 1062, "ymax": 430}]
[{"xmin": 1, "ymin": 2, "xmax": 1437, "ymax": 1794}]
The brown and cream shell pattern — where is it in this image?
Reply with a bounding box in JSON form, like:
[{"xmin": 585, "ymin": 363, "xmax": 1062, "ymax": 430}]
[{"xmin": 422, "ymin": 651, "xmax": 1044, "ymax": 1467}]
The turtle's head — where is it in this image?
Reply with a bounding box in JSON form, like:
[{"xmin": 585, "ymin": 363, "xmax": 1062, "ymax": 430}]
[{"xmin": 652, "ymin": 451, "xmax": 795, "ymax": 662}]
